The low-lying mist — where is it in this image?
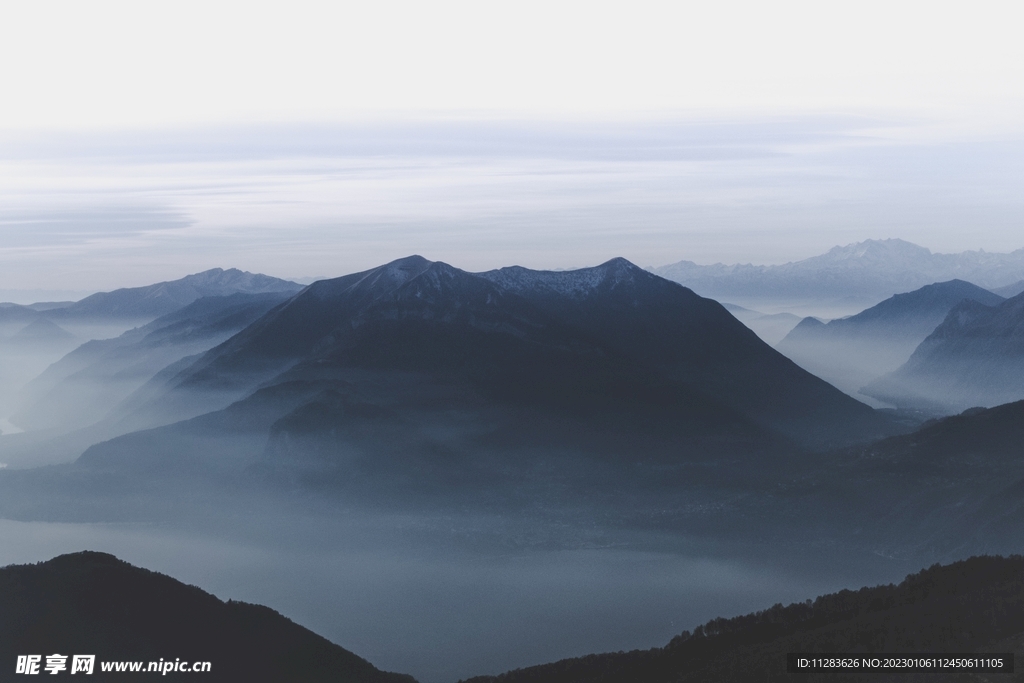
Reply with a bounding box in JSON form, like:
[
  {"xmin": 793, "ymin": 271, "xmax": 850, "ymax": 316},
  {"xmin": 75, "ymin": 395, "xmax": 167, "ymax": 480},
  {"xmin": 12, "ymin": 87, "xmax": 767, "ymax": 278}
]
[{"xmin": 0, "ymin": 513, "xmax": 916, "ymax": 683}]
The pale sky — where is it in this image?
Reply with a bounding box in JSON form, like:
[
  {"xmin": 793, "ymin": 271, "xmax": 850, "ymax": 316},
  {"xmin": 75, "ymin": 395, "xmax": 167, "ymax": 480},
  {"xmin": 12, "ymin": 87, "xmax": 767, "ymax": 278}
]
[{"xmin": 0, "ymin": 1, "xmax": 1023, "ymax": 295}]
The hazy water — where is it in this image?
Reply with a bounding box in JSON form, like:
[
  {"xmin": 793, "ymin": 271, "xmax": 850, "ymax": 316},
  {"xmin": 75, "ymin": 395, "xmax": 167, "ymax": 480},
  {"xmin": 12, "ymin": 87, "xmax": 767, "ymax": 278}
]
[{"xmin": 0, "ymin": 517, "xmax": 917, "ymax": 682}]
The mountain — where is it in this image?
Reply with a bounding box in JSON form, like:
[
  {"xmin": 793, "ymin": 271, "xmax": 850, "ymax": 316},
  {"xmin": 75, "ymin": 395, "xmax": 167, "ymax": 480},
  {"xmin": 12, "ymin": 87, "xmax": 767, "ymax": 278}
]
[
  {"xmin": 0, "ymin": 255, "xmax": 906, "ymax": 525},
  {"xmin": 993, "ymin": 280, "xmax": 1024, "ymax": 298},
  {"xmin": 6, "ymin": 317, "xmax": 77, "ymax": 347},
  {"xmin": 112, "ymin": 255, "xmax": 895, "ymax": 454},
  {"xmin": 0, "ymin": 303, "xmax": 44, "ymax": 337},
  {"xmin": 775, "ymin": 280, "xmax": 1003, "ymax": 402},
  {"xmin": 770, "ymin": 399, "xmax": 1024, "ymax": 557},
  {"xmin": 653, "ymin": 239, "xmax": 1024, "ymax": 313},
  {"xmin": 460, "ymin": 554, "xmax": 1024, "ymax": 683},
  {"xmin": 0, "ymin": 551, "xmax": 414, "ymax": 683},
  {"xmin": 862, "ymin": 292, "xmax": 1024, "ymax": 413},
  {"xmin": 722, "ymin": 304, "xmax": 802, "ymax": 345},
  {"xmin": 46, "ymin": 268, "xmax": 303, "ymax": 321},
  {"xmin": 10, "ymin": 291, "xmax": 295, "ymax": 435}
]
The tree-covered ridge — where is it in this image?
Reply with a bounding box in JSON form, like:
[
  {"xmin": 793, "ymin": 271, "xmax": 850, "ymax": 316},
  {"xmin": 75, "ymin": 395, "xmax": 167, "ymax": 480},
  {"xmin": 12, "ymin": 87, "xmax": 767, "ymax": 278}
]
[
  {"xmin": 0, "ymin": 551, "xmax": 415, "ymax": 683},
  {"xmin": 462, "ymin": 555, "xmax": 1024, "ymax": 683}
]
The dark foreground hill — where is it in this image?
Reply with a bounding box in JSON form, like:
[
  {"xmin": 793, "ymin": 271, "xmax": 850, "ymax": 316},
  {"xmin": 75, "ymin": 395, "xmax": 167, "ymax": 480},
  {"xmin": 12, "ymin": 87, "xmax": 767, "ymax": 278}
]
[
  {"xmin": 461, "ymin": 554, "xmax": 1024, "ymax": 683},
  {"xmin": 775, "ymin": 280, "xmax": 1002, "ymax": 401},
  {"xmin": 0, "ymin": 551, "xmax": 414, "ymax": 683},
  {"xmin": 864, "ymin": 291, "xmax": 1024, "ymax": 412}
]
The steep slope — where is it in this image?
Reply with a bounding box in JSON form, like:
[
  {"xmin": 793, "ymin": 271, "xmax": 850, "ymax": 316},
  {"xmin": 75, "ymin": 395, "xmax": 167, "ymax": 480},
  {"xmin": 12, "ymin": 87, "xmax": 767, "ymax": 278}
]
[
  {"xmin": 461, "ymin": 555, "xmax": 1024, "ymax": 683},
  {"xmin": 11, "ymin": 291, "xmax": 295, "ymax": 434},
  {"xmin": 863, "ymin": 292, "xmax": 1024, "ymax": 412},
  {"xmin": 653, "ymin": 238, "xmax": 1024, "ymax": 312},
  {"xmin": 54, "ymin": 258, "xmax": 793, "ymax": 516},
  {"xmin": 45, "ymin": 268, "xmax": 302, "ymax": 321},
  {"xmin": 776, "ymin": 280, "xmax": 1003, "ymax": 401},
  {"xmin": 120, "ymin": 256, "xmax": 894, "ymax": 451},
  {"xmin": 0, "ymin": 551, "xmax": 415, "ymax": 683},
  {"xmin": 477, "ymin": 258, "xmax": 893, "ymax": 448}
]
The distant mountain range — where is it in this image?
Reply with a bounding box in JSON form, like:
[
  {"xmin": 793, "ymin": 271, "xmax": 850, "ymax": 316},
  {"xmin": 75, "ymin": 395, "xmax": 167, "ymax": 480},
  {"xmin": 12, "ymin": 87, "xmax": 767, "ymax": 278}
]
[
  {"xmin": 775, "ymin": 280, "xmax": 1004, "ymax": 403},
  {"xmin": 653, "ymin": 239, "xmax": 1024, "ymax": 314},
  {"xmin": 0, "ymin": 551, "xmax": 414, "ymax": 683},
  {"xmin": 461, "ymin": 554, "xmax": 1024, "ymax": 683},
  {"xmin": 46, "ymin": 268, "xmax": 303, "ymax": 320},
  {"xmin": 0, "ymin": 269, "xmax": 301, "ymax": 332},
  {"xmin": 0, "ymin": 255, "xmax": 904, "ymax": 525},
  {"xmin": 863, "ymin": 291, "xmax": 1024, "ymax": 412}
]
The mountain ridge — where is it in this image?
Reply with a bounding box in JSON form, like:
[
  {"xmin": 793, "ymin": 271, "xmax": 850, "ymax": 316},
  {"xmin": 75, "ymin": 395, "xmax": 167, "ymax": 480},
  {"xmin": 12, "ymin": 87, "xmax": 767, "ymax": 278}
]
[{"xmin": 653, "ymin": 239, "xmax": 1024, "ymax": 311}]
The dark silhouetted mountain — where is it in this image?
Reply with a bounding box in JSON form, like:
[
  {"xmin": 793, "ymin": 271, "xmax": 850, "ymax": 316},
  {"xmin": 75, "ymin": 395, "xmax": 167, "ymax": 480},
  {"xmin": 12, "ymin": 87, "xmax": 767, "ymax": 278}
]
[
  {"xmin": 460, "ymin": 555, "xmax": 1024, "ymax": 683},
  {"xmin": 781, "ymin": 399, "xmax": 1024, "ymax": 555},
  {"xmin": 776, "ymin": 280, "xmax": 1003, "ymax": 401},
  {"xmin": 0, "ymin": 551, "xmax": 415, "ymax": 683},
  {"xmin": 475, "ymin": 258, "xmax": 892, "ymax": 448},
  {"xmin": 45, "ymin": 268, "xmax": 302, "ymax": 321},
  {"xmin": 117, "ymin": 256, "xmax": 894, "ymax": 454},
  {"xmin": 11, "ymin": 291, "xmax": 295, "ymax": 435},
  {"xmin": 653, "ymin": 239, "xmax": 1024, "ymax": 312},
  {"xmin": 862, "ymin": 292, "xmax": 1024, "ymax": 412}
]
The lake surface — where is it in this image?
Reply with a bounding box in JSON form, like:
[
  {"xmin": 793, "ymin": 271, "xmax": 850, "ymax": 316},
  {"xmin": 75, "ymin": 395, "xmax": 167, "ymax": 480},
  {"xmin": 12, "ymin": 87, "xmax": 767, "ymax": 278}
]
[{"xmin": 0, "ymin": 517, "xmax": 917, "ymax": 682}]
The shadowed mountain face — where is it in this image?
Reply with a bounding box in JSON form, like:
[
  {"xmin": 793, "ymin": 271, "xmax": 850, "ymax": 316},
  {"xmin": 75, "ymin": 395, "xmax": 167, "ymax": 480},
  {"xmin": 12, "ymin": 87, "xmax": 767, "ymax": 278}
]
[
  {"xmin": 781, "ymin": 399, "xmax": 1024, "ymax": 556},
  {"xmin": 460, "ymin": 555, "xmax": 1024, "ymax": 683},
  {"xmin": 0, "ymin": 551, "xmax": 415, "ymax": 683},
  {"xmin": 863, "ymin": 292, "xmax": 1024, "ymax": 413},
  {"xmin": 0, "ymin": 255, "xmax": 904, "ymax": 524},
  {"xmin": 775, "ymin": 280, "xmax": 1003, "ymax": 402},
  {"xmin": 102, "ymin": 256, "xmax": 897, "ymax": 463},
  {"xmin": 45, "ymin": 268, "xmax": 302, "ymax": 321}
]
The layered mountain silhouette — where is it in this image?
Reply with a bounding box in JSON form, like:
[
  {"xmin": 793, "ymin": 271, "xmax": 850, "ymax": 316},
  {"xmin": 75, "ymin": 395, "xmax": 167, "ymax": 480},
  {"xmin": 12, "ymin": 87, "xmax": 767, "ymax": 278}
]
[
  {"xmin": 0, "ymin": 551, "xmax": 414, "ymax": 683},
  {"xmin": 994, "ymin": 280, "xmax": 1024, "ymax": 298},
  {"xmin": 11, "ymin": 291, "xmax": 295, "ymax": 435},
  {"xmin": 653, "ymin": 239, "xmax": 1024, "ymax": 312},
  {"xmin": 779, "ymin": 399, "xmax": 1024, "ymax": 555},
  {"xmin": 460, "ymin": 554, "xmax": 1024, "ymax": 683},
  {"xmin": 863, "ymin": 291, "xmax": 1024, "ymax": 412},
  {"xmin": 776, "ymin": 280, "xmax": 1003, "ymax": 402},
  {"xmin": 0, "ymin": 255, "xmax": 906, "ymax": 522},
  {"xmin": 721, "ymin": 304, "xmax": 802, "ymax": 345},
  {"xmin": 99, "ymin": 256, "xmax": 894, "ymax": 463},
  {"xmin": 44, "ymin": 268, "xmax": 302, "ymax": 321}
]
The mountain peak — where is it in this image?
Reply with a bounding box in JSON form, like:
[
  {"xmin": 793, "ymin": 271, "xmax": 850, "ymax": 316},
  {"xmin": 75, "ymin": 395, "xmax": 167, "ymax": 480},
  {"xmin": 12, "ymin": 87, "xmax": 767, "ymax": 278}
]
[
  {"xmin": 56, "ymin": 269, "xmax": 303, "ymax": 320},
  {"xmin": 306, "ymin": 255, "xmax": 439, "ymax": 301},
  {"xmin": 478, "ymin": 257, "xmax": 651, "ymax": 297},
  {"xmin": 819, "ymin": 239, "xmax": 932, "ymax": 263}
]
